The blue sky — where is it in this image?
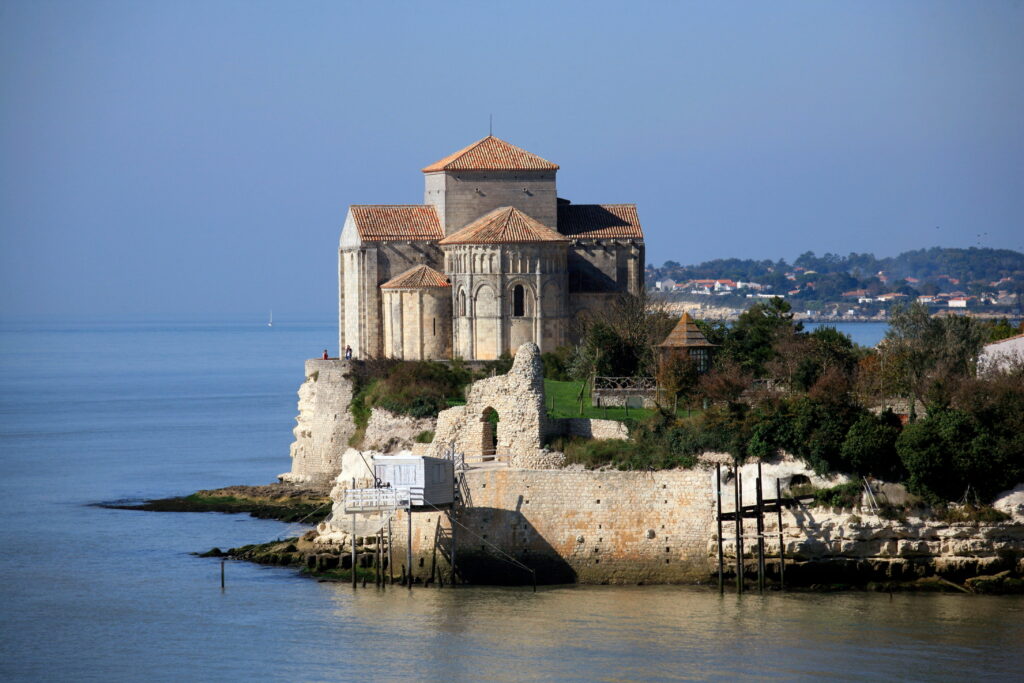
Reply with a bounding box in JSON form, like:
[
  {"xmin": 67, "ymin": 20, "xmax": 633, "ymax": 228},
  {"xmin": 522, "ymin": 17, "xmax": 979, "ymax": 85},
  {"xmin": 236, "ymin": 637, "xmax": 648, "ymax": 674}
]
[{"xmin": 2, "ymin": 1, "xmax": 1022, "ymax": 318}]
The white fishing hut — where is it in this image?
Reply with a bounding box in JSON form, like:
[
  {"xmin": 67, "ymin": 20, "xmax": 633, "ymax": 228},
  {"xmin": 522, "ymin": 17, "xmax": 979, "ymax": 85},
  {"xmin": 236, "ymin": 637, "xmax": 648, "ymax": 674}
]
[{"xmin": 372, "ymin": 454, "xmax": 455, "ymax": 508}]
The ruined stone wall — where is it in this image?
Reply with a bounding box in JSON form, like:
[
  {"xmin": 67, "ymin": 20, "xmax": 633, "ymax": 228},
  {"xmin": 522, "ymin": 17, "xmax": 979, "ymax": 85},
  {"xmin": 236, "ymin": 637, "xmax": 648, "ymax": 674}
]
[
  {"xmin": 279, "ymin": 359, "xmax": 356, "ymax": 487},
  {"xmin": 425, "ymin": 342, "xmax": 547, "ymax": 458}
]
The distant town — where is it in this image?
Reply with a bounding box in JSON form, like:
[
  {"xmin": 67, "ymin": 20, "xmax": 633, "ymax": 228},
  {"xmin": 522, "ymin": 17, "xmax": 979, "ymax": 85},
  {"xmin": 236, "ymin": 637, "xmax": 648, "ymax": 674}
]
[{"xmin": 646, "ymin": 246, "xmax": 1024, "ymax": 321}]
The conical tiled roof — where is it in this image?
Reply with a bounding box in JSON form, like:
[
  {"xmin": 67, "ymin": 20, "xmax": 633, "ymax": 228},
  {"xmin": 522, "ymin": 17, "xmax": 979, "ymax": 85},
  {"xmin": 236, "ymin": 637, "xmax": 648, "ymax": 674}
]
[
  {"xmin": 437, "ymin": 207, "xmax": 569, "ymax": 246},
  {"xmin": 422, "ymin": 135, "xmax": 559, "ymax": 172},
  {"xmin": 658, "ymin": 312, "xmax": 716, "ymax": 347},
  {"xmin": 380, "ymin": 264, "xmax": 451, "ymax": 289}
]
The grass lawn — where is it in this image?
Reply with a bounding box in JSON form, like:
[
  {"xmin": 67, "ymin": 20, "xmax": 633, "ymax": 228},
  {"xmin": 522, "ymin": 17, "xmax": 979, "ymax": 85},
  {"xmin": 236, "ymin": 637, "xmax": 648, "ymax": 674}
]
[{"xmin": 544, "ymin": 379, "xmax": 701, "ymax": 421}]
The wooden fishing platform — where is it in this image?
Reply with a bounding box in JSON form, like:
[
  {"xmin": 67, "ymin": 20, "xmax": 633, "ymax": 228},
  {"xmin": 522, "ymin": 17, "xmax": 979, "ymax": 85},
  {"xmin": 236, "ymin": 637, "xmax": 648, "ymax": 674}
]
[{"xmin": 714, "ymin": 462, "xmax": 814, "ymax": 594}]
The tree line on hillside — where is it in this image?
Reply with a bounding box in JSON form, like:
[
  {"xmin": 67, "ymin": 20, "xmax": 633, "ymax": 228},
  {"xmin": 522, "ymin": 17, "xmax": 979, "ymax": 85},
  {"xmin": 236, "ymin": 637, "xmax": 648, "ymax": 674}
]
[
  {"xmin": 648, "ymin": 247, "xmax": 1024, "ymax": 302},
  {"xmin": 557, "ymin": 294, "xmax": 1024, "ymax": 505}
]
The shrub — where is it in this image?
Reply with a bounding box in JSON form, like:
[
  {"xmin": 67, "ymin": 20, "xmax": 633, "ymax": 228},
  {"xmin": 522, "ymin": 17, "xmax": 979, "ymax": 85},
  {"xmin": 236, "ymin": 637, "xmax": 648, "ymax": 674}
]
[
  {"xmin": 814, "ymin": 482, "xmax": 863, "ymax": 508},
  {"xmin": 413, "ymin": 430, "xmax": 435, "ymax": 444},
  {"xmin": 356, "ymin": 361, "xmax": 472, "ymax": 420},
  {"xmin": 541, "ymin": 346, "xmax": 574, "ymax": 381},
  {"xmin": 930, "ymin": 504, "xmax": 1011, "ymax": 524}
]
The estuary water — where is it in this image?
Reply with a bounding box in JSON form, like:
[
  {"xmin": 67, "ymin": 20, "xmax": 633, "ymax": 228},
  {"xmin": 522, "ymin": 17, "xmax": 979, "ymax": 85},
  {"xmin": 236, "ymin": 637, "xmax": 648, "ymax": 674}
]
[{"xmin": 1, "ymin": 318, "xmax": 1022, "ymax": 682}]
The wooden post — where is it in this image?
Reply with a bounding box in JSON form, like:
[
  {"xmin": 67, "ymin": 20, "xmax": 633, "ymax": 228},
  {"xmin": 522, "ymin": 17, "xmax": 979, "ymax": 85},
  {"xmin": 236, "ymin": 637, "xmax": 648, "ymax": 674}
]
[
  {"xmin": 450, "ymin": 482, "xmax": 458, "ymax": 586},
  {"xmin": 430, "ymin": 516, "xmax": 439, "ymax": 584},
  {"xmin": 388, "ymin": 519, "xmax": 394, "ymax": 584},
  {"xmin": 716, "ymin": 464, "xmax": 724, "ymax": 594},
  {"xmin": 777, "ymin": 477, "xmax": 785, "ymax": 591},
  {"xmin": 735, "ymin": 468, "xmax": 743, "ymax": 594},
  {"xmin": 756, "ymin": 464, "xmax": 765, "ymax": 594},
  {"xmin": 407, "ymin": 503, "xmax": 413, "ymax": 590},
  {"xmin": 220, "ymin": 560, "xmax": 225, "ymax": 589},
  {"xmin": 376, "ymin": 528, "xmax": 382, "ymax": 587},
  {"xmin": 350, "ymin": 479, "xmax": 358, "ymax": 589}
]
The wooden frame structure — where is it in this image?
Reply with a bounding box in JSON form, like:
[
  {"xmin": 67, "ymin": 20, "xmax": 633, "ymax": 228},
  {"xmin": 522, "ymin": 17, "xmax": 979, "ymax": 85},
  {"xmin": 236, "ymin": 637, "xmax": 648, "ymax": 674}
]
[{"xmin": 715, "ymin": 462, "xmax": 810, "ymax": 594}]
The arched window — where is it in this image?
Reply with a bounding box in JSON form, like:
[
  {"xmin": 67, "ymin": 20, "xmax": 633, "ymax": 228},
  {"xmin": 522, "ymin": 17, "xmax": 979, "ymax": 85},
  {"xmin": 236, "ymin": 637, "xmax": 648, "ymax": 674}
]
[
  {"xmin": 512, "ymin": 284, "xmax": 525, "ymax": 317},
  {"xmin": 459, "ymin": 290, "xmax": 467, "ymax": 317}
]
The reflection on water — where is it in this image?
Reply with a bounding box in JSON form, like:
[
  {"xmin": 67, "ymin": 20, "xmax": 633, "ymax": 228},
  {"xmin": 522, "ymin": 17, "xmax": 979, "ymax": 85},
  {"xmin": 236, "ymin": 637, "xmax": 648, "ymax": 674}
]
[{"xmin": 314, "ymin": 584, "xmax": 1024, "ymax": 682}]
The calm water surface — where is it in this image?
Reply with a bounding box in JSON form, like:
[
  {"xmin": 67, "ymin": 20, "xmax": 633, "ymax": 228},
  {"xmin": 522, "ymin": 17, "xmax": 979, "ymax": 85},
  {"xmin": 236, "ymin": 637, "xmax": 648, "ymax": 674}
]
[{"xmin": 1, "ymin": 319, "xmax": 1021, "ymax": 681}]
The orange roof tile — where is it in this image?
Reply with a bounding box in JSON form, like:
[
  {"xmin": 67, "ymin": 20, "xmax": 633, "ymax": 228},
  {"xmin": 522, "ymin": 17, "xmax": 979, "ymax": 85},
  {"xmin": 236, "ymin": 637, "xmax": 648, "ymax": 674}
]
[
  {"xmin": 438, "ymin": 207, "xmax": 568, "ymax": 246},
  {"xmin": 380, "ymin": 264, "xmax": 450, "ymax": 289},
  {"xmin": 658, "ymin": 313, "xmax": 716, "ymax": 348},
  {"xmin": 557, "ymin": 204, "xmax": 643, "ymax": 239},
  {"xmin": 422, "ymin": 135, "xmax": 559, "ymax": 172},
  {"xmin": 350, "ymin": 205, "xmax": 442, "ymax": 242}
]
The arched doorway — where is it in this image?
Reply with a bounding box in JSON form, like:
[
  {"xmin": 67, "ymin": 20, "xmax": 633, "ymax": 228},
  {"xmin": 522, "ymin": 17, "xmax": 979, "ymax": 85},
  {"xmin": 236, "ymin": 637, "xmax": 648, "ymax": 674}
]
[{"xmin": 480, "ymin": 407, "xmax": 499, "ymax": 460}]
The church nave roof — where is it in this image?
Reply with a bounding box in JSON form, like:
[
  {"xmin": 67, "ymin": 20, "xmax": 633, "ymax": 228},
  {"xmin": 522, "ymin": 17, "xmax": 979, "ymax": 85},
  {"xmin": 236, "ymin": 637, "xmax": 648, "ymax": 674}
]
[
  {"xmin": 349, "ymin": 205, "xmax": 443, "ymax": 241},
  {"xmin": 422, "ymin": 135, "xmax": 559, "ymax": 173},
  {"xmin": 437, "ymin": 207, "xmax": 568, "ymax": 246}
]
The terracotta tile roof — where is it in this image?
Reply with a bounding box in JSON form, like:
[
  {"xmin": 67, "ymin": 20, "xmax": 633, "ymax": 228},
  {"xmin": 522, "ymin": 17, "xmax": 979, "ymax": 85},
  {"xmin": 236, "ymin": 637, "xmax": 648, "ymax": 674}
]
[
  {"xmin": 557, "ymin": 204, "xmax": 644, "ymax": 239},
  {"xmin": 422, "ymin": 135, "xmax": 559, "ymax": 172},
  {"xmin": 438, "ymin": 207, "xmax": 569, "ymax": 246},
  {"xmin": 380, "ymin": 264, "xmax": 451, "ymax": 289},
  {"xmin": 349, "ymin": 205, "xmax": 443, "ymax": 242},
  {"xmin": 658, "ymin": 313, "xmax": 716, "ymax": 348}
]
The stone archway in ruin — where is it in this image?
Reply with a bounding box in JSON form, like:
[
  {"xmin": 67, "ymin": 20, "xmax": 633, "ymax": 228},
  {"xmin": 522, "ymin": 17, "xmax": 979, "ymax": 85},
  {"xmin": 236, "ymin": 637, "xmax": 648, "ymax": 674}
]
[{"xmin": 480, "ymin": 407, "xmax": 499, "ymax": 460}]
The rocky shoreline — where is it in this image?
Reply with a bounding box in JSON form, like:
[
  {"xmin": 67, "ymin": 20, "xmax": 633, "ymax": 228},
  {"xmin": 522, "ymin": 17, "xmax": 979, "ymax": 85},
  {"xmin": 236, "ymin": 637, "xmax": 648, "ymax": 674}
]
[{"xmin": 101, "ymin": 483, "xmax": 332, "ymax": 523}]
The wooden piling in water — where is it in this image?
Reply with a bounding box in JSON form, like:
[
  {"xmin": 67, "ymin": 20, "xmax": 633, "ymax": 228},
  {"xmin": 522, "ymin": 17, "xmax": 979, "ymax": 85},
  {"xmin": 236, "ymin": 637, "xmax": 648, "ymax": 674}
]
[
  {"xmin": 716, "ymin": 464, "xmax": 724, "ymax": 594},
  {"xmin": 777, "ymin": 477, "xmax": 785, "ymax": 590},
  {"xmin": 388, "ymin": 519, "xmax": 394, "ymax": 584},
  {"xmin": 407, "ymin": 504, "xmax": 413, "ymax": 590},
  {"xmin": 756, "ymin": 464, "xmax": 765, "ymax": 594},
  {"xmin": 735, "ymin": 468, "xmax": 743, "ymax": 594}
]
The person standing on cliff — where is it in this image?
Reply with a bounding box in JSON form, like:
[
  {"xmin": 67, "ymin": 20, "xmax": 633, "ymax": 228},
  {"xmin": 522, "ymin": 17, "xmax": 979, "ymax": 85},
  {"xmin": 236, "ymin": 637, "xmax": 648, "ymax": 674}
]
[
  {"xmin": 344, "ymin": 345, "xmax": 352, "ymax": 360},
  {"xmin": 322, "ymin": 349, "xmax": 329, "ymax": 360}
]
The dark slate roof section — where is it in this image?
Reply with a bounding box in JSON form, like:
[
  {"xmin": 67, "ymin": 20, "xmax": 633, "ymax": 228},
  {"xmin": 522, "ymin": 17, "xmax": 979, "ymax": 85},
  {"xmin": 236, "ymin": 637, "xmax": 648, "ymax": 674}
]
[{"xmin": 557, "ymin": 204, "xmax": 644, "ymax": 239}]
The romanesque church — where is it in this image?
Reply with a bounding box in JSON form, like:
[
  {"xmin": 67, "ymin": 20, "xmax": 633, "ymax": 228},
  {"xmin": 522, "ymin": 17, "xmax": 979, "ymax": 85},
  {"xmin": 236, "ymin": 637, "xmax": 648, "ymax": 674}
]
[{"xmin": 338, "ymin": 135, "xmax": 645, "ymax": 360}]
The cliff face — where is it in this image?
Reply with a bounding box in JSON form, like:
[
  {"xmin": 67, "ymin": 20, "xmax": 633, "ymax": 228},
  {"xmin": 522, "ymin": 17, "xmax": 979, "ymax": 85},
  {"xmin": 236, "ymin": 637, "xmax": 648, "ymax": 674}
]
[
  {"xmin": 718, "ymin": 505, "xmax": 1024, "ymax": 585},
  {"xmin": 279, "ymin": 359, "xmax": 357, "ymax": 487}
]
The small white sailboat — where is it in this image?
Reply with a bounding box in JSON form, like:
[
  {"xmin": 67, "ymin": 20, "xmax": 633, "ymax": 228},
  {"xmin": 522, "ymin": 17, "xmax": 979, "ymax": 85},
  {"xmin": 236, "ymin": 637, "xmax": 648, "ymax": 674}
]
[{"xmin": 268, "ymin": 310, "xmax": 273, "ymax": 328}]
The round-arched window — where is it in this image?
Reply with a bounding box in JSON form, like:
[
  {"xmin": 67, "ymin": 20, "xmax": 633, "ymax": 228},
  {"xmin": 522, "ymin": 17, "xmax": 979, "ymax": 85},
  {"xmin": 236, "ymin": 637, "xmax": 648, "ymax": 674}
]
[{"xmin": 512, "ymin": 284, "xmax": 525, "ymax": 317}]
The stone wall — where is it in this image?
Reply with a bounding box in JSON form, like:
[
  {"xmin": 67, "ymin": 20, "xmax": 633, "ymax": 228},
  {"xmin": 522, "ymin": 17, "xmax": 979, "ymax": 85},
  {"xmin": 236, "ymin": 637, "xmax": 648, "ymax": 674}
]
[
  {"xmin": 361, "ymin": 408, "xmax": 436, "ymax": 454},
  {"xmin": 556, "ymin": 418, "xmax": 629, "ymax": 441},
  {"xmin": 317, "ymin": 466, "xmax": 717, "ymax": 585},
  {"xmin": 279, "ymin": 359, "xmax": 356, "ymax": 487},
  {"xmin": 590, "ymin": 388, "xmax": 658, "ymax": 409}
]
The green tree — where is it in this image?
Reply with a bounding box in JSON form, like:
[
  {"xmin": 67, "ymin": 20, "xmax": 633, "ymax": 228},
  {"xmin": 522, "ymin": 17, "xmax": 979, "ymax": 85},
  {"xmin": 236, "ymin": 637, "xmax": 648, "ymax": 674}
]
[
  {"xmin": 881, "ymin": 303, "xmax": 986, "ymax": 417},
  {"xmin": 840, "ymin": 411, "xmax": 903, "ymax": 479},
  {"xmin": 720, "ymin": 297, "xmax": 802, "ymax": 377}
]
